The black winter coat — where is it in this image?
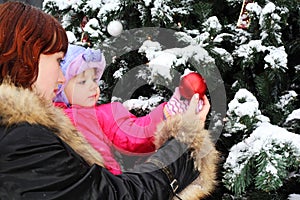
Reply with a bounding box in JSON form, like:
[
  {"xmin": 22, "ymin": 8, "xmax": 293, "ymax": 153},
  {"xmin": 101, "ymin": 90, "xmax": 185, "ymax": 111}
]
[{"xmin": 0, "ymin": 83, "xmax": 199, "ymax": 200}]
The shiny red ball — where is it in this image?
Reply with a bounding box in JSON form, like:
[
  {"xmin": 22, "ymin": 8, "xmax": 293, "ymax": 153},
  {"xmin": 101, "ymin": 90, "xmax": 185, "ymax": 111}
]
[{"xmin": 179, "ymin": 72, "xmax": 207, "ymax": 99}]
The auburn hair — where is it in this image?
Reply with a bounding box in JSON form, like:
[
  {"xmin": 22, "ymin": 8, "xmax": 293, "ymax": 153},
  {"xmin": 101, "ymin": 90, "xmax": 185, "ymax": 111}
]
[{"xmin": 0, "ymin": 2, "xmax": 68, "ymax": 88}]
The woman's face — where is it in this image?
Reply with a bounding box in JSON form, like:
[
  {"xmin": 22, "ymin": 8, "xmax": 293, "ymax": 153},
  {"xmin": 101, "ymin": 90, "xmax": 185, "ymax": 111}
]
[{"xmin": 33, "ymin": 52, "xmax": 65, "ymax": 103}]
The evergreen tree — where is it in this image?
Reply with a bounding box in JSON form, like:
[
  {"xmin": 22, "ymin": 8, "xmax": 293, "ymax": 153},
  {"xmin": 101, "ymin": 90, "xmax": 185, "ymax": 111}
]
[{"xmin": 43, "ymin": 0, "xmax": 300, "ymax": 198}]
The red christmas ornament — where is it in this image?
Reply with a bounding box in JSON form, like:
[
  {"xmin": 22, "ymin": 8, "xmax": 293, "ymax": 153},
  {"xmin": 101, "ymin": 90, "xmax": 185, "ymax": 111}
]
[
  {"xmin": 179, "ymin": 72, "xmax": 207, "ymax": 99},
  {"xmin": 236, "ymin": 0, "xmax": 253, "ymax": 29}
]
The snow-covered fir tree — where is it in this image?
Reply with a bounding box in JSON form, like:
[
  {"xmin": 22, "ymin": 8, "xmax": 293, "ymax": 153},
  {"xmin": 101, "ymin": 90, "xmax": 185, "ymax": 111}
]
[
  {"xmin": 223, "ymin": 88, "xmax": 300, "ymax": 196},
  {"xmin": 43, "ymin": 0, "xmax": 300, "ymax": 198}
]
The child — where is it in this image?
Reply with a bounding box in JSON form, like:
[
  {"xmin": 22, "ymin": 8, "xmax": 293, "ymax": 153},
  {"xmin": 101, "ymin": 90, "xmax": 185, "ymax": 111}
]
[{"xmin": 54, "ymin": 44, "xmax": 203, "ymax": 175}]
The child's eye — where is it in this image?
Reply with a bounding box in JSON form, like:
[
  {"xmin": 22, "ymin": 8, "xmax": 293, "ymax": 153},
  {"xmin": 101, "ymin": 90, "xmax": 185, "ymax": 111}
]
[
  {"xmin": 78, "ymin": 80, "xmax": 86, "ymax": 84},
  {"xmin": 93, "ymin": 78, "xmax": 98, "ymax": 82}
]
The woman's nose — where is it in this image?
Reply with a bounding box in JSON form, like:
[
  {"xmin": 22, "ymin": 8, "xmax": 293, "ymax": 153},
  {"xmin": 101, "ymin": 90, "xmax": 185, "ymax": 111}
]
[{"xmin": 58, "ymin": 69, "xmax": 66, "ymax": 84}]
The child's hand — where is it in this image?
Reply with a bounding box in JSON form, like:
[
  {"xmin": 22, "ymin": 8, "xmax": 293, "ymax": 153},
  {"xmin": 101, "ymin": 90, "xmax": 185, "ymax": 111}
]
[
  {"xmin": 163, "ymin": 87, "xmax": 189, "ymax": 118},
  {"xmin": 163, "ymin": 87, "xmax": 204, "ymax": 119}
]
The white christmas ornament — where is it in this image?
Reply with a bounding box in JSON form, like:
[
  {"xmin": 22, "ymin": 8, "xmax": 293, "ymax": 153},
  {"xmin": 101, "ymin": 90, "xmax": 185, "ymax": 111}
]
[{"xmin": 107, "ymin": 20, "xmax": 123, "ymax": 37}]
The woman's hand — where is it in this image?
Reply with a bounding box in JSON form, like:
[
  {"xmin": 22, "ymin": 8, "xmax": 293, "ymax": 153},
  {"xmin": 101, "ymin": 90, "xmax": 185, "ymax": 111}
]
[{"xmin": 183, "ymin": 94, "xmax": 210, "ymax": 124}]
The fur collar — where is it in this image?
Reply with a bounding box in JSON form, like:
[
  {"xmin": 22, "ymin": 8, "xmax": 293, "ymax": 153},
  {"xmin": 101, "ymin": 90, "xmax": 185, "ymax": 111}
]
[
  {"xmin": 0, "ymin": 83, "xmax": 104, "ymax": 167},
  {"xmin": 155, "ymin": 113, "xmax": 219, "ymax": 200}
]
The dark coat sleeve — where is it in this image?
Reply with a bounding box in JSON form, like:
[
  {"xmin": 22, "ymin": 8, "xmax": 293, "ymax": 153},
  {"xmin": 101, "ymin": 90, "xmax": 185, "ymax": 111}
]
[{"xmin": 0, "ymin": 124, "xmax": 198, "ymax": 200}]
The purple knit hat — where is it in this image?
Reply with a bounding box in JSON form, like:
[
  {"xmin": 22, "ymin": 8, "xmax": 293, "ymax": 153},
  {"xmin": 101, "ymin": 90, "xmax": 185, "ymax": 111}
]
[{"xmin": 54, "ymin": 44, "xmax": 106, "ymax": 105}]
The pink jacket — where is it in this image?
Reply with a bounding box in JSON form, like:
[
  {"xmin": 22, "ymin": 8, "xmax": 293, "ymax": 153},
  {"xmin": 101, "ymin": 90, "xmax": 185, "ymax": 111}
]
[{"xmin": 54, "ymin": 102, "xmax": 166, "ymax": 175}]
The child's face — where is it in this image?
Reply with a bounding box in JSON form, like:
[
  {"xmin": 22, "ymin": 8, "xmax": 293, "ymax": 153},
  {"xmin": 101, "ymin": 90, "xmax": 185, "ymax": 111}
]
[{"xmin": 64, "ymin": 68, "xmax": 100, "ymax": 107}]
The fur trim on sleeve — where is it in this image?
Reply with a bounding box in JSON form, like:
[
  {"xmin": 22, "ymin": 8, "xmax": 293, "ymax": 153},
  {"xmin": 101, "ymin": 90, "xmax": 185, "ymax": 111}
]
[{"xmin": 154, "ymin": 114, "xmax": 219, "ymax": 200}]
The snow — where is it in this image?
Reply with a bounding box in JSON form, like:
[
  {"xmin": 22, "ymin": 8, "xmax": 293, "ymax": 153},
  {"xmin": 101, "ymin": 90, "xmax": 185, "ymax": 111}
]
[
  {"xmin": 285, "ymin": 109, "xmax": 300, "ymax": 123},
  {"xmin": 233, "ymin": 41, "xmax": 288, "ymax": 71},
  {"xmin": 196, "ymin": 32, "xmax": 210, "ymax": 46},
  {"xmin": 265, "ymin": 162, "xmax": 278, "ymax": 175},
  {"xmin": 225, "ymin": 0, "xmax": 242, "ymax": 6},
  {"xmin": 165, "ymin": 45, "xmax": 214, "ymax": 64},
  {"xmin": 229, "ymin": 26, "xmax": 252, "ymax": 44},
  {"xmin": 44, "ymin": 0, "xmax": 294, "ymax": 89},
  {"xmin": 174, "ymin": 32, "xmax": 195, "ymax": 45},
  {"xmin": 202, "ymin": 16, "xmax": 222, "ymax": 33},
  {"xmin": 139, "ymin": 37, "xmax": 214, "ymax": 84},
  {"xmin": 234, "ymin": 40, "xmax": 266, "ymax": 58},
  {"xmin": 213, "ymin": 33, "xmax": 234, "ymax": 43},
  {"xmin": 139, "ymin": 40, "xmax": 162, "ymax": 60},
  {"xmin": 83, "ymin": 18, "xmax": 101, "ymax": 37},
  {"xmin": 97, "ymin": 0, "xmax": 121, "ymax": 21},
  {"xmin": 212, "ymin": 47, "xmax": 233, "ymax": 65},
  {"xmin": 43, "ymin": 0, "xmax": 74, "ymax": 10},
  {"xmin": 148, "ymin": 52, "xmax": 176, "ymax": 82},
  {"xmin": 151, "ymin": 0, "xmax": 191, "ymax": 23},
  {"xmin": 264, "ymin": 46, "xmax": 288, "ymax": 71},
  {"xmin": 151, "ymin": 1, "xmax": 173, "ymax": 22},
  {"xmin": 113, "ymin": 67, "xmax": 126, "ymax": 79},
  {"xmin": 44, "ymin": 0, "xmax": 291, "ymax": 78},
  {"xmin": 227, "ymin": 88, "xmax": 260, "ymax": 118},
  {"xmin": 259, "ymin": 2, "xmax": 285, "ymax": 44},
  {"xmin": 143, "ymin": 0, "xmax": 152, "ymax": 7},
  {"xmin": 261, "ymin": 2, "xmax": 276, "ymax": 15},
  {"xmin": 85, "ymin": 0, "xmax": 102, "ymax": 11},
  {"xmin": 237, "ymin": 1, "xmax": 289, "ymax": 62},
  {"xmin": 224, "ymin": 122, "xmax": 300, "ymax": 177},
  {"xmin": 288, "ymin": 194, "xmax": 300, "ymax": 200},
  {"xmin": 225, "ymin": 88, "xmax": 271, "ymax": 134},
  {"xmin": 247, "ymin": 2, "xmax": 262, "ymax": 16},
  {"xmin": 276, "ymin": 91, "xmax": 298, "ymax": 110},
  {"xmin": 123, "ymin": 95, "xmax": 163, "ymax": 111},
  {"xmin": 61, "ymin": 14, "xmax": 72, "ymax": 29},
  {"xmin": 66, "ymin": 31, "xmax": 77, "ymax": 43}
]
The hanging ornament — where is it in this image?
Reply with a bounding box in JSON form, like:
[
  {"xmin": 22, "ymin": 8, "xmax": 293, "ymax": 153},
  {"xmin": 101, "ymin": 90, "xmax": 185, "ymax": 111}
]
[
  {"xmin": 179, "ymin": 72, "xmax": 207, "ymax": 100},
  {"xmin": 80, "ymin": 32, "xmax": 91, "ymax": 46},
  {"xmin": 237, "ymin": 0, "xmax": 253, "ymax": 29},
  {"xmin": 80, "ymin": 16, "xmax": 89, "ymax": 31},
  {"xmin": 107, "ymin": 20, "xmax": 123, "ymax": 37}
]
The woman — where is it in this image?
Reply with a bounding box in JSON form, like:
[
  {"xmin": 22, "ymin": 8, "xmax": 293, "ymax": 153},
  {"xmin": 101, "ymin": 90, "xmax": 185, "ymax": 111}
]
[{"xmin": 0, "ymin": 2, "xmax": 217, "ymax": 200}]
